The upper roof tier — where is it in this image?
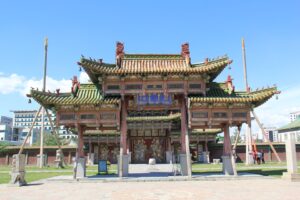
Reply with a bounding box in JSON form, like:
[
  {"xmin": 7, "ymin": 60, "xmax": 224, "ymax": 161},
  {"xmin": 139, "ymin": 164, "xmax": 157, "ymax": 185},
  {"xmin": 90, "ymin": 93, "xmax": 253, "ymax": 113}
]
[{"xmin": 78, "ymin": 42, "xmax": 232, "ymax": 83}]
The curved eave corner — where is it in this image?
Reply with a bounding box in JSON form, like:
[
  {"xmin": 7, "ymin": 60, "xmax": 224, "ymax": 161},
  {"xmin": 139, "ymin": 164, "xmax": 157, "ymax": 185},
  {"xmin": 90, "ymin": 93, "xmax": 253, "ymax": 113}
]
[
  {"xmin": 189, "ymin": 86, "xmax": 279, "ymax": 107},
  {"xmin": 27, "ymin": 90, "xmax": 56, "ymax": 109}
]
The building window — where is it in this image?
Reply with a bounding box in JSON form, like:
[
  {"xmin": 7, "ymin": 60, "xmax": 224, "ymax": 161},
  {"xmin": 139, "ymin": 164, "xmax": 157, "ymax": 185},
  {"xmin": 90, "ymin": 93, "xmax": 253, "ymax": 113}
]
[
  {"xmin": 107, "ymin": 85, "xmax": 120, "ymax": 90},
  {"xmin": 232, "ymin": 112, "xmax": 247, "ymax": 118},
  {"xmin": 213, "ymin": 112, "xmax": 227, "ymax": 118},
  {"xmin": 167, "ymin": 83, "xmax": 183, "ymax": 89},
  {"xmin": 125, "ymin": 84, "xmax": 142, "ymax": 90},
  {"xmin": 192, "ymin": 112, "xmax": 208, "ymax": 118},
  {"xmin": 80, "ymin": 114, "xmax": 96, "ymax": 120},
  {"xmin": 189, "ymin": 83, "xmax": 201, "ymax": 89}
]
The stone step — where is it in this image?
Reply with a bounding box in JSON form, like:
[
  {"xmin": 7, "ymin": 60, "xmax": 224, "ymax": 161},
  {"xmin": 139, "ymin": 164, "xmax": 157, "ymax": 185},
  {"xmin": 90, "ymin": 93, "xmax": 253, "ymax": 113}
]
[{"xmin": 129, "ymin": 164, "xmax": 173, "ymax": 173}]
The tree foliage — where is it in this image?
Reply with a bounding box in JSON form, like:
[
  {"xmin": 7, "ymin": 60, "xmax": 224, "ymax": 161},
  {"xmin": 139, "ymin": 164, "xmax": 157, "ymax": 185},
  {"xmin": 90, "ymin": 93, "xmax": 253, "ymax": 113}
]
[
  {"xmin": 230, "ymin": 128, "xmax": 242, "ymax": 144},
  {"xmin": 0, "ymin": 141, "xmax": 10, "ymax": 153},
  {"xmin": 34, "ymin": 133, "xmax": 61, "ymax": 146}
]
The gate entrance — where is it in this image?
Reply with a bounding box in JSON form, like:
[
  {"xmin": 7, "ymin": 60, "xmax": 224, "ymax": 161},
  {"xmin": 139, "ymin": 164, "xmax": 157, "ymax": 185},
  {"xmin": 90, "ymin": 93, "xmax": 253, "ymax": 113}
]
[{"xmin": 130, "ymin": 137, "xmax": 167, "ymax": 163}]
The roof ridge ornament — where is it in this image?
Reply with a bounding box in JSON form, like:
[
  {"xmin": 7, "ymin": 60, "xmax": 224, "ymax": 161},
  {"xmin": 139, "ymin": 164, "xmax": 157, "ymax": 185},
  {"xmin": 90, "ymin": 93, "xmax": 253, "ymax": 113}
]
[
  {"xmin": 181, "ymin": 42, "xmax": 190, "ymax": 65},
  {"xmin": 226, "ymin": 75, "xmax": 235, "ymax": 94},
  {"xmin": 71, "ymin": 76, "xmax": 80, "ymax": 97},
  {"xmin": 116, "ymin": 41, "xmax": 124, "ymax": 67}
]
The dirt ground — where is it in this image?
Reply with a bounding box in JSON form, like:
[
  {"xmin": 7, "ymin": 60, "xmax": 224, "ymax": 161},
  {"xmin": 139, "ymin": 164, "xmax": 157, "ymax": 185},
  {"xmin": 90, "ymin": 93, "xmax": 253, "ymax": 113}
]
[{"xmin": 1, "ymin": 179, "xmax": 299, "ymax": 200}]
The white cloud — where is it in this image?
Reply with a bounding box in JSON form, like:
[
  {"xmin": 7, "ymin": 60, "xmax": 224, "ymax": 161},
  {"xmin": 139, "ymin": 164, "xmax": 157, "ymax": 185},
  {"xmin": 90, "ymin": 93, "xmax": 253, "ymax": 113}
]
[
  {"xmin": 24, "ymin": 77, "xmax": 72, "ymax": 96},
  {"xmin": 0, "ymin": 73, "xmax": 26, "ymax": 94},
  {"xmin": 79, "ymin": 72, "xmax": 90, "ymax": 83},
  {"xmin": 0, "ymin": 72, "xmax": 72, "ymax": 96}
]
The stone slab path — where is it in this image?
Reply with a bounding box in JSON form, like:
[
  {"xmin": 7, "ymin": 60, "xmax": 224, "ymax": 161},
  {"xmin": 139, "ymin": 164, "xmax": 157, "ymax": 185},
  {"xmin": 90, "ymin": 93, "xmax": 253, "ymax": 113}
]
[{"xmin": 1, "ymin": 179, "xmax": 300, "ymax": 200}]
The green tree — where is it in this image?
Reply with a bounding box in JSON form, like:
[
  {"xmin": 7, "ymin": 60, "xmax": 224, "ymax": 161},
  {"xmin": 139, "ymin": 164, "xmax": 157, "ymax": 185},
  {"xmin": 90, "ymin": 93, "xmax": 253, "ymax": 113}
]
[
  {"xmin": 34, "ymin": 133, "xmax": 61, "ymax": 146},
  {"xmin": 230, "ymin": 128, "xmax": 242, "ymax": 144},
  {"xmin": 0, "ymin": 141, "xmax": 10, "ymax": 153}
]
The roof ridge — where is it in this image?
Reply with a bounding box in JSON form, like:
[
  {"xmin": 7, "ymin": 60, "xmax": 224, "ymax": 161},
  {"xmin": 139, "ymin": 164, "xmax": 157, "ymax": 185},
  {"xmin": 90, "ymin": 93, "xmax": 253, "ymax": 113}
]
[{"xmin": 123, "ymin": 54, "xmax": 184, "ymax": 60}]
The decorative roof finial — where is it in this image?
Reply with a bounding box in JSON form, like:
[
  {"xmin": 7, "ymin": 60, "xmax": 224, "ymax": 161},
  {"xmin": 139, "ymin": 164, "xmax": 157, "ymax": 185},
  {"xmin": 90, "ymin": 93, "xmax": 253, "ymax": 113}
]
[
  {"xmin": 226, "ymin": 75, "xmax": 235, "ymax": 94},
  {"xmin": 181, "ymin": 42, "xmax": 190, "ymax": 65},
  {"xmin": 116, "ymin": 41, "xmax": 124, "ymax": 67},
  {"xmin": 71, "ymin": 76, "xmax": 80, "ymax": 97}
]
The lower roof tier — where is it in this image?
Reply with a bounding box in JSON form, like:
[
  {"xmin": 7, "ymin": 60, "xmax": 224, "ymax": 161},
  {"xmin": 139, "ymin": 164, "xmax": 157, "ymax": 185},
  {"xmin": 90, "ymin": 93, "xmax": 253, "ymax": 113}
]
[{"xmin": 28, "ymin": 83, "xmax": 278, "ymax": 109}]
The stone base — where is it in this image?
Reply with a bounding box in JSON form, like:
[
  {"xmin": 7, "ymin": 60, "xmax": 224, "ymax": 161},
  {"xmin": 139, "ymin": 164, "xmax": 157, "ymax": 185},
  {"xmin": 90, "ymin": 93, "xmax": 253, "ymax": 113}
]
[
  {"xmin": 36, "ymin": 154, "xmax": 47, "ymax": 167},
  {"xmin": 148, "ymin": 158, "xmax": 156, "ymax": 165},
  {"xmin": 222, "ymin": 155, "xmax": 234, "ymax": 175},
  {"xmin": 117, "ymin": 155, "xmax": 129, "ymax": 177},
  {"xmin": 166, "ymin": 151, "xmax": 173, "ymax": 164},
  {"xmin": 74, "ymin": 157, "xmax": 86, "ymax": 179},
  {"xmin": 282, "ymin": 172, "xmax": 300, "ymax": 182},
  {"xmin": 10, "ymin": 154, "xmax": 27, "ymax": 186},
  {"xmin": 128, "ymin": 152, "xmax": 131, "ymax": 164},
  {"xmin": 54, "ymin": 160, "xmax": 64, "ymax": 168},
  {"xmin": 179, "ymin": 154, "xmax": 191, "ymax": 176},
  {"xmin": 10, "ymin": 172, "xmax": 27, "ymax": 186}
]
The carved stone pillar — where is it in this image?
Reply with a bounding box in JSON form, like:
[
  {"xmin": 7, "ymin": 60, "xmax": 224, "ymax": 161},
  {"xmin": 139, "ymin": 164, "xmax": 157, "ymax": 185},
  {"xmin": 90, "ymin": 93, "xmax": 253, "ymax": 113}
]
[
  {"xmin": 74, "ymin": 124, "xmax": 86, "ymax": 179},
  {"xmin": 282, "ymin": 132, "xmax": 300, "ymax": 181},
  {"xmin": 180, "ymin": 97, "xmax": 192, "ymax": 177}
]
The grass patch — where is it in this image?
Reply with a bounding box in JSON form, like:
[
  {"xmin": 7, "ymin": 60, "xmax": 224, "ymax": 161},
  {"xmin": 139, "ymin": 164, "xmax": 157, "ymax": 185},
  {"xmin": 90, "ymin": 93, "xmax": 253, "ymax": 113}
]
[
  {"xmin": 0, "ymin": 172, "xmax": 73, "ymax": 184},
  {"xmin": 0, "ymin": 173, "xmax": 10, "ymax": 184},
  {"xmin": 0, "ymin": 164, "xmax": 117, "ymax": 184},
  {"xmin": 0, "ymin": 164, "xmax": 117, "ymax": 172}
]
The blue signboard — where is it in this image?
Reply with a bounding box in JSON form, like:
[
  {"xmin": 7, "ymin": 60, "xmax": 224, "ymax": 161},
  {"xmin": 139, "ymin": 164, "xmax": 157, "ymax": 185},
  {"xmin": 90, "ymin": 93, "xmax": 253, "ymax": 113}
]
[
  {"xmin": 98, "ymin": 160, "xmax": 108, "ymax": 174},
  {"xmin": 137, "ymin": 94, "xmax": 172, "ymax": 105}
]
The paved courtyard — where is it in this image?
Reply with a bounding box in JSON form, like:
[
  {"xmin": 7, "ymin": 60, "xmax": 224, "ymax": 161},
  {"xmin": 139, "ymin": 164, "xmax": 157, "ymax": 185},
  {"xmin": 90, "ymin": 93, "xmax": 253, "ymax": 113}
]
[{"xmin": 1, "ymin": 179, "xmax": 299, "ymax": 200}]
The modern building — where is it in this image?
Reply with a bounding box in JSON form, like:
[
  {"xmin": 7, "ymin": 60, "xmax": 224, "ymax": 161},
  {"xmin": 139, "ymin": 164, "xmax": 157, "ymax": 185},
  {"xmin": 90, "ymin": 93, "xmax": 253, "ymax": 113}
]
[
  {"xmin": 263, "ymin": 127, "xmax": 280, "ymax": 142},
  {"xmin": 0, "ymin": 116, "xmax": 12, "ymax": 141},
  {"xmin": 290, "ymin": 111, "xmax": 300, "ymax": 142},
  {"xmin": 11, "ymin": 110, "xmax": 76, "ymax": 145},
  {"xmin": 0, "ymin": 116, "xmax": 13, "ymax": 127},
  {"xmin": 290, "ymin": 111, "xmax": 300, "ymax": 122},
  {"xmin": 29, "ymin": 42, "xmax": 278, "ymax": 177}
]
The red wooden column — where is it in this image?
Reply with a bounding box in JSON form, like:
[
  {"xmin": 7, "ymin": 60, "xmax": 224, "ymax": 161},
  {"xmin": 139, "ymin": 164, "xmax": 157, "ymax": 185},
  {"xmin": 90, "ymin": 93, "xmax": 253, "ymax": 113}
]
[
  {"xmin": 121, "ymin": 99, "xmax": 127, "ymax": 155},
  {"xmin": 77, "ymin": 125, "xmax": 85, "ymax": 158},
  {"xmin": 180, "ymin": 97, "xmax": 187, "ymax": 153},
  {"xmin": 222, "ymin": 123, "xmax": 236, "ymax": 175},
  {"xmin": 223, "ymin": 124, "xmax": 231, "ymax": 156}
]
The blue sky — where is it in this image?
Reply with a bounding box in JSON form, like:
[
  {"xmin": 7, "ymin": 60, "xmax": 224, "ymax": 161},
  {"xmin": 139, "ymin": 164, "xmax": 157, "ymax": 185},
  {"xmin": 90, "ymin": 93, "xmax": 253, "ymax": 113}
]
[{"xmin": 0, "ymin": 1, "xmax": 299, "ymax": 131}]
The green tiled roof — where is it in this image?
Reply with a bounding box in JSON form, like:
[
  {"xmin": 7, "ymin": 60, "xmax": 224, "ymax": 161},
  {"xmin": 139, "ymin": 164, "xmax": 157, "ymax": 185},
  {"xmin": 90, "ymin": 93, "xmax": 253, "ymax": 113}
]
[
  {"xmin": 278, "ymin": 117, "xmax": 300, "ymax": 133},
  {"xmin": 127, "ymin": 113, "xmax": 181, "ymax": 122},
  {"xmin": 189, "ymin": 83, "xmax": 278, "ymax": 107},
  {"xmin": 29, "ymin": 84, "xmax": 120, "ymax": 109}
]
